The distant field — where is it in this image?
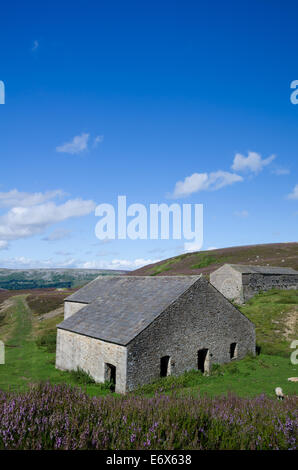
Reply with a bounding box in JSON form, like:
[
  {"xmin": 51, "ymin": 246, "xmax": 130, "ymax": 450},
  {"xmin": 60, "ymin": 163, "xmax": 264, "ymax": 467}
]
[
  {"xmin": 129, "ymin": 242, "xmax": 298, "ymax": 276},
  {"xmin": 0, "ymin": 288, "xmax": 297, "ymax": 399},
  {"xmin": 0, "ymin": 268, "xmax": 126, "ymax": 290}
]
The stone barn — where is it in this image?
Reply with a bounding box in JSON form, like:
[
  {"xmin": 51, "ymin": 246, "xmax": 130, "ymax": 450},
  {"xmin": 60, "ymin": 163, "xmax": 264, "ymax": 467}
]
[
  {"xmin": 210, "ymin": 264, "xmax": 298, "ymax": 304},
  {"xmin": 56, "ymin": 275, "xmax": 255, "ymax": 393}
]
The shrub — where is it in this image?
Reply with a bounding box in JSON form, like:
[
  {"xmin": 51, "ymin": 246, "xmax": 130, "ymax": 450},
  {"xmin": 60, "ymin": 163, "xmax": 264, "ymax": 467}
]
[
  {"xmin": 132, "ymin": 369, "xmax": 204, "ymax": 395},
  {"xmin": 27, "ymin": 292, "xmax": 70, "ymax": 315},
  {"xmin": 69, "ymin": 367, "xmax": 97, "ymax": 385},
  {"xmin": 0, "ymin": 383, "xmax": 296, "ymax": 450},
  {"xmin": 36, "ymin": 331, "xmax": 57, "ymax": 353},
  {"xmin": 67, "ymin": 367, "xmax": 113, "ymax": 391},
  {"xmin": 224, "ymin": 363, "xmax": 239, "ymax": 375},
  {"xmin": 191, "ymin": 255, "xmax": 218, "ymax": 269}
]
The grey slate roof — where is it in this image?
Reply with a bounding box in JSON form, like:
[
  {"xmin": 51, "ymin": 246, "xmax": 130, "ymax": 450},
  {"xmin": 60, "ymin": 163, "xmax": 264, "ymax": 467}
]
[
  {"xmin": 228, "ymin": 264, "xmax": 298, "ymax": 275},
  {"xmin": 58, "ymin": 275, "xmax": 202, "ymax": 345},
  {"xmin": 65, "ymin": 275, "xmax": 118, "ymax": 304}
]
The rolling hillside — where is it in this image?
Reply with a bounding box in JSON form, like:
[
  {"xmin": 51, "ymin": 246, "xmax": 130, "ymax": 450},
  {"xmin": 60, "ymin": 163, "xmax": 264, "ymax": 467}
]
[
  {"xmin": 129, "ymin": 242, "xmax": 298, "ymax": 277},
  {"xmin": 0, "ymin": 268, "xmax": 127, "ymax": 290}
]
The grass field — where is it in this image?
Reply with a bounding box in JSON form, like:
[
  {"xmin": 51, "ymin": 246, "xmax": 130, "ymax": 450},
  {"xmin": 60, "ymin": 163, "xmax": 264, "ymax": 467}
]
[
  {"xmin": 239, "ymin": 289, "xmax": 298, "ymax": 357},
  {"xmin": 0, "ymin": 293, "xmax": 109, "ymax": 395},
  {"xmin": 0, "ymin": 289, "xmax": 297, "ymax": 398}
]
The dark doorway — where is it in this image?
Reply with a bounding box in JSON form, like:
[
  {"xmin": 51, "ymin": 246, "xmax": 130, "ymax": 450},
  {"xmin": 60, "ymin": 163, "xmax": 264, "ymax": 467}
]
[
  {"xmin": 197, "ymin": 349, "xmax": 209, "ymax": 373},
  {"xmin": 104, "ymin": 363, "xmax": 116, "ymax": 391},
  {"xmin": 160, "ymin": 356, "xmax": 171, "ymax": 377},
  {"xmin": 230, "ymin": 343, "xmax": 237, "ymax": 359}
]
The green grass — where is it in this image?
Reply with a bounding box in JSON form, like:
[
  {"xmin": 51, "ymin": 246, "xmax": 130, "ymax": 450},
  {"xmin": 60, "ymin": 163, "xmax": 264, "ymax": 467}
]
[
  {"xmin": 35, "ymin": 331, "xmax": 57, "ymax": 353},
  {"xmin": 180, "ymin": 355, "xmax": 297, "ymax": 399},
  {"xmin": 69, "ymin": 367, "xmax": 114, "ymax": 391},
  {"xmin": 191, "ymin": 254, "xmax": 220, "ymax": 269},
  {"xmin": 0, "ymin": 291, "xmax": 297, "ymax": 399},
  {"xmin": 149, "ymin": 255, "xmax": 186, "ymax": 276},
  {"xmin": 132, "ymin": 355, "xmax": 298, "ymax": 399},
  {"xmin": 238, "ymin": 289, "xmax": 298, "ymax": 357},
  {"xmin": 0, "ymin": 296, "xmax": 112, "ymax": 395},
  {"xmin": 149, "ymin": 252, "xmax": 222, "ymax": 275}
]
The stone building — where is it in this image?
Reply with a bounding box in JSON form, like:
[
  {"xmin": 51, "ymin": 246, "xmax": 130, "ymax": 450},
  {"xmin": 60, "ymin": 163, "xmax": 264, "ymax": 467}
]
[
  {"xmin": 210, "ymin": 264, "xmax": 298, "ymax": 304},
  {"xmin": 56, "ymin": 275, "xmax": 255, "ymax": 393}
]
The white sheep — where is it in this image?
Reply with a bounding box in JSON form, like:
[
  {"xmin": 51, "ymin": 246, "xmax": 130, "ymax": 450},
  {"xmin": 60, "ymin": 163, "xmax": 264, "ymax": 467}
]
[{"xmin": 275, "ymin": 387, "xmax": 284, "ymax": 400}]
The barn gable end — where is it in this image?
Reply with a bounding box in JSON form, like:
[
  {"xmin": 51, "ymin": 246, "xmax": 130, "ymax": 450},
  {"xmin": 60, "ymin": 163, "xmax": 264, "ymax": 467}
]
[{"xmin": 126, "ymin": 276, "xmax": 255, "ymax": 391}]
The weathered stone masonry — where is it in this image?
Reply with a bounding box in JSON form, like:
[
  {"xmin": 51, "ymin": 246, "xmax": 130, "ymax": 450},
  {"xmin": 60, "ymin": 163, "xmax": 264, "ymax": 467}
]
[
  {"xmin": 210, "ymin": 264, "xmax": 298, "ymax": 303},
  {"xmin": 56, "ymin": 275, "xmax": 256, "ymax": 393},
  {"xmin": 64, "ymin": 301, "xmax": 87, "ymax": 319},
  {"xmin": 56, "ymin": 329, "xmax": 127, "ymax": 393},
  {"xmin": 126, "ymin": 277, "xmax": 255, "ymax": 391}
]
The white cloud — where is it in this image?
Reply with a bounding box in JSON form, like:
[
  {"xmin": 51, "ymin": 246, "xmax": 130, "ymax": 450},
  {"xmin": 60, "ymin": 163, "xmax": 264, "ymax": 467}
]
[
  {"xmin": 207, "ymin": 246, "xmax": 218, "ymax": 250},
  {"xmin": 42, "ymin": 228, "xmax": 72, "ymax": 242},
  {"xmin": 92, "ymin": 237, "xmax": 113, "ymax": 246},
  {"xmin": 147, "ymin": 247, "xmax": 169, "ymax": 255},
  {"xmin": 0, "ymin": 241, "xmax": 8, "ymax": 250},
  {"xmin": 93, "ymin": 135, "xmax": 104, "ymax": 147},
  {"xmin": 0, "ymin": 256, "xmax": 77, "ymax": 269},
  {"xmin": 287, "ymin": 184, "xmax": 298, "ymax": 200},
  {"xmin": 55, "ymin": 251, "xmax": 73, "ymax": 256},
  {"xmin": 171, "ymin": 171, "xmax": 243, "ymax": 198},
  {"xmin": 183, "ymin": 241, "xmax": 203, "ymax": 252},
  {"xmin": 79, "ymin": 258, "xmax": 159, "ymax": 270},
  {"xmin": 272, "ymin": 168, "xmax": 290, "ymax": 176},
  {"xmin": 32, "ymin": 40, "xmax": 39, "ymax": 52},
  {"xmin": 231, "ymin": 151, "xmax": 275, "ymax": 174},
  {"xmin": 56, "ymin": 133, "xmax": 90, "ymax": 154},
  {"xmin": 0, "ymin": 197, "xmax": 96, "ymax": 242},
  {"xmin": 234, "ymin": 210, "xmax": 249, "ymax": 218},
  {"xmin": 172, "ymin": 173, "xmax": 208, "ymax": 197},
  {"xmin": 171, "ymin": 150, "xmax": 276, "ymax": 198},
  {"xmin": 97, "ymin": 250, "xmax": 119, "ymax": 257},
  {"xmin": 0, "ymin": 189, "xmax": 64, "ymax": 208},
  {"xmin": 0, "ymin": 254, "xmax": 159, "ymax": 271}
]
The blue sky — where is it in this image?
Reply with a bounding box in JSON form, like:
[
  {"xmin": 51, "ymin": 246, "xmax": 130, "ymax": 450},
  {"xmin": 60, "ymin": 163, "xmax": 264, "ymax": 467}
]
[{"xmin": 0, "ymin": 0, "xmax": 297, "ymax": 270}]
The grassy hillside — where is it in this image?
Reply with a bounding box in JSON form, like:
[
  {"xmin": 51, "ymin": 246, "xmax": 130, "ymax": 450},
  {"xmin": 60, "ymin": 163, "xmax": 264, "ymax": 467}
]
[
  {"xmin": 0, "ymin": 268, "xmax": 126, "ymax": 290},
  {"xmin": 0, "ymin": 291, "xmax": 108, "ymax": 395},
  {"xmin": 238, "ymin": 289, "xmax": 298, "ymax": 357},
  {"xmin": 0, "ymin": 289, "xmax": 297, "ymax": 398},
  {"xmin": 129, "ymin": 242, "xmax": 298, "ymax": 276}
]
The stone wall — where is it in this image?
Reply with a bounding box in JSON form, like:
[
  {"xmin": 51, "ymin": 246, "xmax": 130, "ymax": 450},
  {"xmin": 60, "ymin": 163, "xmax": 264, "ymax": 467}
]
[
  {"xmin": 55, "ymin": 329, "xmax": 127, "ymax": 393},
  {"xmin": 126, "ymin": 277, "xmax": 255, "ymax": 391},
  {"xmin": 210, "ymin": 265, "xmax": 243, "ymax": 303},
  {"xmin": 64, "ymin": 301, "xmax": 88, "ymax": 320},
  {"xmin": 242, "ymin": 273, "xmax": 298, "ymax": 302}
]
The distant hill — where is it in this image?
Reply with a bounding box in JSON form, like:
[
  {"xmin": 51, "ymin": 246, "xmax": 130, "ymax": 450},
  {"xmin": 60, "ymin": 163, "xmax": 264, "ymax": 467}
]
[
  {"xmin": 129, "ymin": 242, "xmax": 298, "ymax": 277},
  {"xmin": 0, "ymin": 268, "xmax": 127, "ymax": 290}
]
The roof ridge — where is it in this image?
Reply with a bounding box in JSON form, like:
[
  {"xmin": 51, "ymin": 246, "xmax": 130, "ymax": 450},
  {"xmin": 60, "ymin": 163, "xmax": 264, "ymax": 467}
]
[{"xmin": 58, "ymin": 275, "xmax": 204, "ymax": 345}]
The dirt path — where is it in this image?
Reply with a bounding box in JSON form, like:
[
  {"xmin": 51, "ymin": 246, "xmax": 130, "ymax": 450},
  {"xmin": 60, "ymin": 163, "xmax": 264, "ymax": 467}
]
[
  {"xmin": 284, "ymin": 306, "xmax": 298, "ymax": 339},
  {"xmin": 36, "ymin": 305, "xmax": 64, "ymax": 321},
  {"xmin": 0, "ymin": 298, "xmax": 15, "ymax": 315}
]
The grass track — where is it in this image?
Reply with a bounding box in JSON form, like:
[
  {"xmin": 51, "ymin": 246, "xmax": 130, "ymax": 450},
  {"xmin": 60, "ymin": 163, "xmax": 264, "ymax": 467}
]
[
  {"xmin": 0, "ymin": 292, "xmax": 297, "ymax": 398},
  {"xmin": 0, "ymin": 295, "xmax": 108, "ymax": 394}
]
